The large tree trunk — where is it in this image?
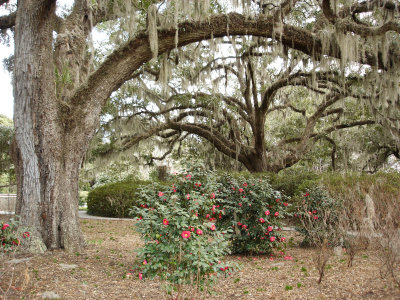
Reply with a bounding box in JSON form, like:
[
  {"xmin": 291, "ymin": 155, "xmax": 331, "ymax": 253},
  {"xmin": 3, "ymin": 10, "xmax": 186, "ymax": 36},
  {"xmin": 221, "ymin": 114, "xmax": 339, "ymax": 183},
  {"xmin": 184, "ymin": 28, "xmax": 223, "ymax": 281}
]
[{"xmin": 13, "ymin": 0, "xmax": 84, "ymax": 252}]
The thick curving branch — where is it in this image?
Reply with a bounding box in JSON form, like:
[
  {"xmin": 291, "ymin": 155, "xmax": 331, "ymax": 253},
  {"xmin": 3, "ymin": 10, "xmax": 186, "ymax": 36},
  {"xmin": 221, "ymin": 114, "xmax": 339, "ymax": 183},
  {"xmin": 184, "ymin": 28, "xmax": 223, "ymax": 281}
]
[
  {"xmin": 68, "ymin": 12, "xmax": 396, "ymax": 136},
  {"xmin": 322, "ymin": 0, "xmax": 400, "ymax": 37},
  {"xmin": 0, "ymin": 11, "xmax": 15, "ymax": 30}
]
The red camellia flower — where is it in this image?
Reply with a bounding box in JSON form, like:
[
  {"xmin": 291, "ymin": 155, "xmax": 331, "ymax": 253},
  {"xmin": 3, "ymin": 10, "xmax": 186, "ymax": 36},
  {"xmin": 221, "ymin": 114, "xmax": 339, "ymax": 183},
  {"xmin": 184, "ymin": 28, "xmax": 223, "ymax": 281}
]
[
  {"xmin": 238, "ymin": 203, "xmax": 242, "ymax": 207},
  {"xmin": 259, "ymin": 218, "xmax": 265, "ymax": 223},
  {"xmin": 269, "ymin": 236, "xmax": 276, "ymax": 242},
  {"xmin": 237, "ymin": 222, "xmax": 242, "ymax": 226},
  {"xmin": 283, "ymin": 202, "xmax": 288, "ymax": 207},
  {"xmin": 186, "ymin": 193, "xmax": 190, "ymax": 200},
  {"xmin": 274, "ymin": 211, "xmax": 279, "ymax": 217},
  {"xmin": 312, "ymin": 210, "xmax": 317, "ymax": 214},
  {"xmin": 2, "ymin": 224, "xmax": 9, "ymax": 230},
  {"xmin": 162, "ymin": 218, "xmax": 169, "ymax": 226},
  {"xmin": 242, "ymin": 224, "xmax": 247, "ymax": 229},
  {"xmin": 280, "ymin": 237, "xmax": 286, "ymax": 242},
  {"xmin": 238, "ymin": 188, "xmax": 244, "ymax": 193},
  {"xmin": 190, "ymin": 227, "xmax": 195, "ymax": 232},
  {"xmin": 314, "ymin": 216, "xmax": 318, "ymax": 220},
  {"xmin": 243, "ymin": 183, "xmax": 248, "ymax": 187},
  {"xmin": 196, "ymin": 229, "xmax": 203, "ymax": 235},
  {"xmin": 304, "ymin": 192, "xmax": 309, "ymax": 197},
  {"xmin": 186, "ymin": 174, "xmax": 192, "ymax": 179},
  {"xmin": 265, "ymin": 210, "xmax": 270, "ymax": 216},
  {"xmin": 158, "ymin": 191, "xmax": 164, "ymax": 197},
  {"xmin": 210, "ymin": 224, "xmax": 216, "ymax": 231},
  {"xmin": 210, "ymin": 192, "xmax": 216, "ymax": 199},
  {"xmin": 138, "ymin": 272, "xmax": 143, "ymax": 280},
  {"xmin": 181, "ymin": 231, "xmax": 191, "ymax": 239},
  {"xmin": 22, "ymin": 232, "xmax": 30, "ymax": 239},
  {"xmin": 206, "ymin": 214, "xmax": 210, "ymax": 219},
  {"xmin": 143, "ymin": 259, "xmax": 147, "ymax": 265},
  {"xmin": 276, "ymin": 198, "xmax": 280, "ymax": 203},
  {"xmin": 267, "ymin": 226, "xmax": 273, "ymax": 232}
]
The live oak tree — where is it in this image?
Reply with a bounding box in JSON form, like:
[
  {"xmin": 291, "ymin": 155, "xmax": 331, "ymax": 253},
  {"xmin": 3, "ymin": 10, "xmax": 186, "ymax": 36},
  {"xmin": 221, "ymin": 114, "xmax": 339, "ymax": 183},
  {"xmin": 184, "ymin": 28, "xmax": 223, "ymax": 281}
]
[
  {"xmin": 107, "ymin": 38, "xmax": 377, "ymax": 172},
  {"xmin": 0, "ymin": 0, "xmax": 399, "ymax": 251}
]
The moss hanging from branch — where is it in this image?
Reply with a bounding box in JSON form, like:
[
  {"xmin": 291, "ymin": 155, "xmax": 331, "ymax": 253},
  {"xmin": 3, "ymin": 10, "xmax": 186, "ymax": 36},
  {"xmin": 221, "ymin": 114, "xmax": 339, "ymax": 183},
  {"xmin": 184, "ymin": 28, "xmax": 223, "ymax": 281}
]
[{"xmin": 147, "ymin": 4, "xmax": 158, "ymax": 60}]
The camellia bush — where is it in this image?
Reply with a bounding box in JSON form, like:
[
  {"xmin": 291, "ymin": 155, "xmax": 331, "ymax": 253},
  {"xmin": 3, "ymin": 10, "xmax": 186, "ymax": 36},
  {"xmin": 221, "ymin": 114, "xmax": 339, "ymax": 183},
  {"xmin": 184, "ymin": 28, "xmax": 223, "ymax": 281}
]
[
  {"xmin": 0, "ymin": 217, "xmax": 30, "ymax": 252},
  {"xmin": 294, "ymin": 186, "xmax": 343, "ymax": 247},
  {"xmin": 132, "ymin": 167, "xmax": 236, "ymax": 296},
  {"xmin": 215, "ymin": 173, "xmax": 290, "ymax": 254}
]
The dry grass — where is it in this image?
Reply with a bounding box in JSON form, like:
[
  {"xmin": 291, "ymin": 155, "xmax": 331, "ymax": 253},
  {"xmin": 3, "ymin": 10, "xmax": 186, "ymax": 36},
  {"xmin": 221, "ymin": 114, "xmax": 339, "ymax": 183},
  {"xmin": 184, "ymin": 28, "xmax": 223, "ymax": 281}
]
[{"xmin": 0, "ymin": 216, "xmax": 399, "ymax": 299}]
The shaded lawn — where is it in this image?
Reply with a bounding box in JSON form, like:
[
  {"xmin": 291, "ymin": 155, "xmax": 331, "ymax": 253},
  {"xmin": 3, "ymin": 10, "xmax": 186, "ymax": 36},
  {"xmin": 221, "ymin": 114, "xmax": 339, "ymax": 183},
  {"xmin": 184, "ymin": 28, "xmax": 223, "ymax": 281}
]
[{"xmin": 1, "ymin": 216, "xmax": 399, "ymax": 299}]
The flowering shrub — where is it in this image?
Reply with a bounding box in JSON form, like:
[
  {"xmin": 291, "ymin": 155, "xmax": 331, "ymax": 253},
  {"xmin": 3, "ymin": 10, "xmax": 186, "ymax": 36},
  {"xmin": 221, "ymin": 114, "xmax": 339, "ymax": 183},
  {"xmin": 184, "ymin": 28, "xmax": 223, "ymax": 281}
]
[
  {"xmin": 132, "ymin": 167, "xmax": 236, "ymax": 295},
  {"xmin": 215, "ymin": 174, "xmax": 290, "ymax": 254},
  {"xmin": 294, "ymin": 186, "xmax": 343, "ymax": 247},
  {"xmin": 0, "ymin": 217, "xmax": 30, "ymax": 252}
]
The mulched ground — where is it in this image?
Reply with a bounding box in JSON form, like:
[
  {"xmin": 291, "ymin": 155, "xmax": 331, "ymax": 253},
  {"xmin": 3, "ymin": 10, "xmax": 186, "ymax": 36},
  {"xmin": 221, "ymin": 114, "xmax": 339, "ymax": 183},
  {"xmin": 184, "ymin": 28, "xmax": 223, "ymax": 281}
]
[{"xmin": 1, "ymin": 216, "xmax": 399, "ymax": 299}]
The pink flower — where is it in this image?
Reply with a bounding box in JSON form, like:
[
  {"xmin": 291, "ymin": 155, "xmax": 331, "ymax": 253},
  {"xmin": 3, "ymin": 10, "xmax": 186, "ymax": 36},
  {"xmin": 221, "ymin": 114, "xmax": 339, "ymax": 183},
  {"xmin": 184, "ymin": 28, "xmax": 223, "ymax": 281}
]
[
  {"xmin": 243, "ymin": 183, "xmax": 248, "ymax": 187},
  {"xmin": 210, "ymin": 224, "xmax": 216, "ymax": 231},
  {"xmin": 283, "ymin": 202, "xmax": 288, "ymax": 207},
  {"xmin": 239, "ymin": 188, "xmax": 244, "ymax": 193},
  {"xmin": 304, "ymin": 192, "xmax": 309, "ymax": 197},
  {"xmin": 186, "ymin": 174, "xmax": 192, "ymax": 179},
  {"xmin": 276, "ymin": 198, "xmax": 280, "ymax": 202},
  {"xmin": 190, "ymin": 227, "xmax": 195, "ymax": 232},
  {"xmin": 242, "ymin": 224, "xmax": 247, "ymax": 229},
  {"xmin": 284, "ymin": 255, "xmax": 293, "ymax": 260},
  {"xmin": 196, "ymin": 229, "xmax": 203, "ymax": 235},
  {"xmin": 22, "ymin": 232, "xmax": 30, "ymax": 238},
  {"xmin": 186, "ymin": 193, "xmax": 190, "ymax": 200},
  {"xmin": 312, "ymin": 210, "xmax": 317, "ymax": 214},
  {"xmin": 143, "ymin": 259, "xmax": 147, "ymax": 265},
  {"xmin": 280, "ymin": 237, "xmax": 286, "ymax": 242},
  {"xmin": 210, "ymin": 193, "xmax": 216, "ymax": 199},
  {"xmin": 158, "ymin": 191, "xmax": 164, "ymax": 197},
  {"xmin": 274, "ymin": 211, "xmax": 279, "ymax": 217},
  {"xmin": 162, "ymin": 218, "xmax": 169, "ymax": 226},
  {"xmin": 269, "ymin": 236, "xmax": 276, "ymax": 242},
  {"xmin": 181, "ymin": 231, "xmax": 191, "ymax": 239},
  {"xmin": 238, "ymin": 203, "xmax": 242, "ymax": 207},
  {"xmin": 265, "ymin": 210, "xmax": 270, "ymax": 216},
  {"xmin": 138, "ymin": 272, "xmax": 143, "ymax": 280},
  {"xmin": 259, "ymin": 218, "xmax": 265, "ymax": 223},
  {"xmin": 237, "ymin": 222, "xmax": 242, "ymax": 226},
  {"xmin": 314, "ymin": 216, "xmax": 318, "ymax": 220},
  {"xmin": 267, "ymin": 226, "xmax": 273, "ymax": 232},
  {"xmin": 173, "ymin": 189, "xmax": 176, "ymax": 193},
  {"xmin": 206, "ymin": 214, "xmax": 210, "ymax": 219},
  {"xmin": 2, "ymin": 224, "xmax": 9, "ymax": 230}
]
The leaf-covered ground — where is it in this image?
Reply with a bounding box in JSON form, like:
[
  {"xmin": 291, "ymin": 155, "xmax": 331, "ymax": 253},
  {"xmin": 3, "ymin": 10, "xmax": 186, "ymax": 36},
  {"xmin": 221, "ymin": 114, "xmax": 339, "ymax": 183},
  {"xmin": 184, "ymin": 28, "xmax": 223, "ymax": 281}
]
[{"xmin": 1, "ymin": 217, "xmax": 399, "ymax": 299}]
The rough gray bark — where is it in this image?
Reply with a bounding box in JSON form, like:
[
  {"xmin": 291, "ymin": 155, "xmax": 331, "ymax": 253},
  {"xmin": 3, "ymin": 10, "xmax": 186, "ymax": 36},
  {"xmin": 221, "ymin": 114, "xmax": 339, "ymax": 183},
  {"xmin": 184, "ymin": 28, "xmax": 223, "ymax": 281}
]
[{"xmin": 13, "ymin": 0, "xmax": 85, "ymax": 252}]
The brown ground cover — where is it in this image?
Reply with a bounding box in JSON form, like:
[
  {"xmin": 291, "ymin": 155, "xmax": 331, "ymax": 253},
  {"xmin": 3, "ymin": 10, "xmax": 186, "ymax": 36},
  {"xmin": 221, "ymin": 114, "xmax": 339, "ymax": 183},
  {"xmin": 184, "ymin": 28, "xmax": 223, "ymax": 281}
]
[{"xmin": 1, "ymin": 216, "xmax": 399, "ymax": 299}]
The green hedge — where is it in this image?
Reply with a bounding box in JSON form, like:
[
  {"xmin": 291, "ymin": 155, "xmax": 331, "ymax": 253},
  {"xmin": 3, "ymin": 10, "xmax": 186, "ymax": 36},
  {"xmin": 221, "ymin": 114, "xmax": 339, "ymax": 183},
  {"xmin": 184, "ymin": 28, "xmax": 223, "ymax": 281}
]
[{"xmin": 87, "ymin": 179, "xmax": 151, "ymax": 218}]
